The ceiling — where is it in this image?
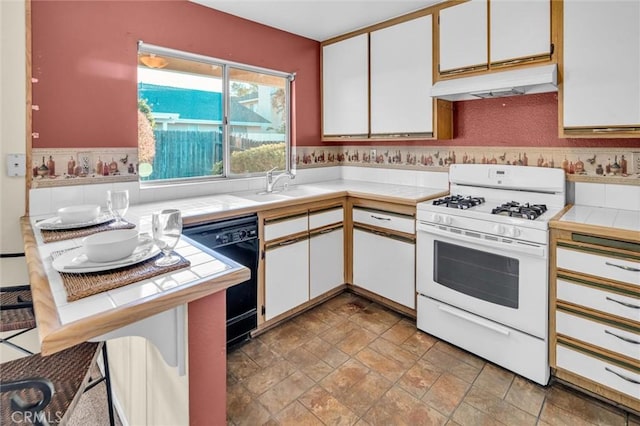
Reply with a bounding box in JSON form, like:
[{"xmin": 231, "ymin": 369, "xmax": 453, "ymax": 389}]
[{"xmin": 190, "ymin": 0, "xmax": 444, "ymax": 41}]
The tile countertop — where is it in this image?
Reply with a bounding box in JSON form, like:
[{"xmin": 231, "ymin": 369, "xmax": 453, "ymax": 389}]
[
  {"xmin": 26, "ymin": 180, "xmax": 448, "ymax": 357},
  {"xmin": 552, "ymin": 204, "xmax": 640, "ymax": 243}
]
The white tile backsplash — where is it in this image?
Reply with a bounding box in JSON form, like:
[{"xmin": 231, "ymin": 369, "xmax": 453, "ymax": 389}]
[
  {"xmin": 83, "ymin": 183, "xmax": 113, "ymax": 208},
  {"xmin": 605, "ymin": 184, "xmax": 640, "ymax": 211},
  {"xmin": 340, "ymin": 166, "xmax": 448, "ymax": 189},
  {"xmin": 28, "ymin": 166, "xmax": 449, "ymax": 216},
  {"xmin": 575, "ymin": 182, "xmax": 640, "ymax": 211},
  {"xmin": 574, "ymin": 182, "xmax": 606, "ymax": 207},
  {"xmin": 29, "ymin": 188, "xmax": 52, "ymax": 216},
  {"xmin": 50, "ymin": 186, "xmax": 84, "ymax": 212}
]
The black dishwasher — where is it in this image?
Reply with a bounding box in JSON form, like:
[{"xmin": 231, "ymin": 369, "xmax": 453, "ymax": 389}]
[{"xmin": 182, "ymin": 214, "xmax": 258, "ymax": 348}]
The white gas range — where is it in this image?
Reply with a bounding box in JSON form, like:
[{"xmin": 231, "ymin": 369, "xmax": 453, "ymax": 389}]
[{"xmin": 416, "ymin": 164, "xmax": 566, "ymax": 385}]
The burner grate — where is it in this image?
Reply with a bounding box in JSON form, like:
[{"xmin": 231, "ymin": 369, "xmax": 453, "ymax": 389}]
[
  {"xmin": 491, "ymin": 202, "xmax": 548, "ymax": 220},
  {"xmin": 433, "ymin": 195, "xmax": 485, "ymax": 209}
]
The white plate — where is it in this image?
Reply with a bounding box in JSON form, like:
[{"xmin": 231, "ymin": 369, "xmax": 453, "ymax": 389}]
[
  {"xmin": 36, "ymin": 213, "xmax": 114, "ymax": 230},
  {"xmin": 53, "ymin": 238, "xmax": 161, "ymax": 273}
]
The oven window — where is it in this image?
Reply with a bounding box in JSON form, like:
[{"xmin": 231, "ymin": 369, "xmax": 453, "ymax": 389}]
[{"xmin": 433, "ymin": 241, "xmax": 519, "ymax": 308}]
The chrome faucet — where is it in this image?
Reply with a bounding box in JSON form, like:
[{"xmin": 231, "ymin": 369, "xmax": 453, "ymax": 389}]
[{"xmin": 265, "ymin": 167, "xmax": 295, "ymax": 193}]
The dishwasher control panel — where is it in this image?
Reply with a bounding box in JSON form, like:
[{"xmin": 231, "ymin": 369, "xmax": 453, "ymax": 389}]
[{"xmin": 215, "ymin": 227, "xmax": 258, "ymax": 245}]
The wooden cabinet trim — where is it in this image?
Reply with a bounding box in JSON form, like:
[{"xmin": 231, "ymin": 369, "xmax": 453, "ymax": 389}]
[
  {"xmin": 264, "ymin": 231, "xmax": 310, "ymax": 250},
  {"xmin": 557, "ymin": 301, "xmax": 640, "ymax": 334},
  {"xmin": 309, "ymin": 224, "xmax": 343, "ymax": 238},
  {"xmin": 551, "ymin": 223, "xmax": 640, "ymax": 411},
  {"xmin": 556, "ymin": 270, "xmax": 640, "ymax": 299},
  {"xmin": 353, "ymin": 223, "xmax": 416, "ymax": 244},
  {"xmin": 557, "ymin": 240, "xmax": 640, "ymax": 261},
  {"xmin": 435, "ymin": 0, "xmax": 554, "ymax": 80},
  {"xmin": 350, "ymin": 198, "xmax": 416, "ymax": 217},
  {"xmin": 557, "ymin": 337, "xmax": 640, "ymax": 372}
]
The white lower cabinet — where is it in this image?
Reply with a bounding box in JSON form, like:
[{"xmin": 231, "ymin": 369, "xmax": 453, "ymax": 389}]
[
  {"xmin": 556, "ymin": 345, "xmax": 640, "ymax": 401},
  {"xmin": 310, "ymin": 227, "xmax": 344, "ymax": 299},
  {"xmin": 353, "ymin": 228, "xmax": 415, "ymax": 308},
  {"xmin": 265, "ymin": 237, "xmax": 309, "ymax": 321}
]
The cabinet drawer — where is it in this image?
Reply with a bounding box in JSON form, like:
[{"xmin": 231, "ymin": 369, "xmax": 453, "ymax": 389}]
[
  {"xmin": 353, "ymin": 208, "xmax": 414, "ymax": 234},
  {"xmin": 557, "ymin": 247, "xmax": 640, "ymax": 286},
  {"xmin": 309, "ymin": 208, "xmax": 343, "ymax": 230},
  {"xmin": 556, "ymin": 344, "xmax": 640, "ymax": 401},
  {"xmin": 264, "ymin": 215, "xmax": 308, "ymax": 241},
  {"xmin": 556, "ymin": 311, "xmax": 640, "ymax": 361},
  {"xmin": 557, "ymin": 279, "xmax": 640, "ymax": 324}
]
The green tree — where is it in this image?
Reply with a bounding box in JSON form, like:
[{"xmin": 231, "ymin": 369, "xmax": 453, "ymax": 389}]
[
  {"xmin": 137, "ymin": 98, "xmax": 156, "ymax": 164},
  {"xmin": 230, "ymin": 82, "xmax": 258, "ymax": 97}
]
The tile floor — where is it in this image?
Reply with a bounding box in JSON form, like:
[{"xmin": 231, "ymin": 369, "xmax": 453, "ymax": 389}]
[{"xmin": 227, "ymin": 291, "xmax": 639, "ymax": 426}]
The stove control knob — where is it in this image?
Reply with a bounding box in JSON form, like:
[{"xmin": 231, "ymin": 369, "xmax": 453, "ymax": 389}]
[
  {"xmin": 507, "ymin": 226, "xmax": 521, "ymax": 237},
  {"xmin": 432, "ymin": 214, "xmax": 442, "ymax": 223},
  {"xmin": 493, "ymin": 224, "xmax": 505, "ymax": 235},
  {"xmin": 443, "ymin": 216, "xmax": 452, "ymax": 225}
]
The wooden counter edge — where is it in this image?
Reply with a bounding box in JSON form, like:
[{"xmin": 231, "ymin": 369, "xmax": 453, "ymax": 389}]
[
  {"xmin": 22, "ymin": 217, "xmax": 62, "ymax": 348},
  {"xmin": 549, "ymin": 205, "xmax": 640, "ymax": 244},
  {"xmin": 21, "ymin": 217, "xmax": 250, "ymax": 356}
]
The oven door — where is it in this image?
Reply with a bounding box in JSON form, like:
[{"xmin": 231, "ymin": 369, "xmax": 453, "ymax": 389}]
[{"xmin": 416, "ymin": 222, "xmax": 548, "ymax": 339}]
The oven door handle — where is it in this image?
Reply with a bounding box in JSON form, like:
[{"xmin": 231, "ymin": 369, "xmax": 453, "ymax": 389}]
[
  {"xmin": 437, "ymin": 304, "xmax": 511, "ymax": 336},
  {"xmin": 417, "ymin": 222, "xmax": 545, "ymax": 258}
]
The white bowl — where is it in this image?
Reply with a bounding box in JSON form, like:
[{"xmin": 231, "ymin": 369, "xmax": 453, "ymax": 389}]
[
  {"xmin": 58, "ymin": 205, "xmax": 101, "ymax": 224},
  {"xmin": 82, "ymin": 229, "xmax": 140, "ymax": 263}
]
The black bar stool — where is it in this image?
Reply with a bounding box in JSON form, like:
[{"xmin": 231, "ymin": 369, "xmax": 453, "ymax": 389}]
[{"xmin": 0, "ymin": 341, "xmax": 116, "ymax": 426}]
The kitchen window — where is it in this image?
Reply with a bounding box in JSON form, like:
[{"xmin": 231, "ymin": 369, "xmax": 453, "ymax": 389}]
[{"xmin": 137, "ymin": 42, "xmax": 293, "ymax": 183}]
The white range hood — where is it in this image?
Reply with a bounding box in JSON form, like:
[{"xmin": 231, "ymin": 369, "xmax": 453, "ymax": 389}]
[{"xmin": 430, "ymin": 64, "xmax": 558, "ymax": 101}]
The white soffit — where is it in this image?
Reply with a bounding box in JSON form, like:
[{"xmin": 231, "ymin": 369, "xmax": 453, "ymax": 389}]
[{"xmin": 189, "ymin": 0, "xmax": 443, "ymax": 41}]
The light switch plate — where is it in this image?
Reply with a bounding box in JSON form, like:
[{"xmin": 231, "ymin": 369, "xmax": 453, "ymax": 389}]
[{"xmin": 6, "ymin": 153, "xmax": 26, "ymax": 177}]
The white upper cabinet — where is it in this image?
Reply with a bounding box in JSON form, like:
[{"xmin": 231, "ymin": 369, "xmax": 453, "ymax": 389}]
[
  {"xmin": 490, "ymin": 0, "xmax": 551, "ymax": 64},
  {"xmin": 439, "ymin": 0, "xmax": 488, "ymax": 73},
  {"xmin": 370, "ymin": 15, "xmax": 433, "ymax": 135},
  {"xmin": 322, "ymin": 34, "xmax": 369, "ymax": 136},
  {"xmin": 563, "ymin": 0, "xmax": 640, "ymax": 130}
]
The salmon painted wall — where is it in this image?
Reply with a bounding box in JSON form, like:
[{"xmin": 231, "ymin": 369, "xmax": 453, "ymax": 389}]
[
  {"xmin": 31, "ymin": 0, "xmax": 321, "ymax": 148},
  {"xmin": 32, "ymin": 2, "xmax": 637, "ymax": 150},
  {"xmin": 329, "ymin": 93, "xmax": 638, "ymax": 148}
]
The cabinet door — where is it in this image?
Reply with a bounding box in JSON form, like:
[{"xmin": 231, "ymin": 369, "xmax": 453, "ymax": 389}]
[
  {"xmin": 322, "ymin": 34, "xmax": 369, "ymax": 136},
  {"xmin": 439, "ymin": 0, "xmax": 488, "ymax": 73},
  {"xmin": 265, "ymin": 238, "xmax": 309, "ymax": 321},
  {"xmin": 563, "ymin": 0, "xmax": 640, "ymax": 128},
  {"xmin": 370, "ymin": 15, "xmax": 433, "ymax": 135},
  {"xmin": 353, "ymin": 229, "xmax": 415, "ymax": 309},
  {"xmin": 310, "ymin": 227, "xmax": 344, "ymax": 299},
  {"xmin": 490, "ymin": 0, "xmax": 550, "ymax": 64}
]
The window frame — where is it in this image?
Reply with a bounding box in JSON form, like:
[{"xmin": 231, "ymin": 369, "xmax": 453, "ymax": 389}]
[{"xmin": 137, "ymin": 41, "xmax": 294, "ymax": 184}]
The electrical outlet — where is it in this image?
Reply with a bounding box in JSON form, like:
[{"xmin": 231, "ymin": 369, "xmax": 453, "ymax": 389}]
[{"xmin": 370, "ymin": 149, "xmax": 376, "ymax": 160}]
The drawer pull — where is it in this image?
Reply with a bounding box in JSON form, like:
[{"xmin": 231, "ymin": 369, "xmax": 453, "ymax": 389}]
[
  {"xmin": 277, "ymin": 237, "xmax": 305, "ymax": 247},
  {"xmin": 605, "ymin": 367, "xmax": 640, "ymax": 385},
  {"xmin": 370, "ymin": 215, "xmax": 391, "ymax": 221},
  {"xmin": 605, "ymin": 261, "xmax": 640, "ymax": 272},
  {"xmin": 605, "ymin": 329, "xmax": 640, "ymax": 345},
  {"xmin": 606, "ymin": 297, "xmax": 640, "ymax": 309}
]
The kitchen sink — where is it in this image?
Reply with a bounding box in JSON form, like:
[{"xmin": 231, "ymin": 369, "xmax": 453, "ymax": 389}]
[
  {"xmin": 239, "ymin": 192, "xmax": 291, "ymax": 202},
  {"xmin": 237, "ymin": 186, "xmax": 329, "ymax": 203}
]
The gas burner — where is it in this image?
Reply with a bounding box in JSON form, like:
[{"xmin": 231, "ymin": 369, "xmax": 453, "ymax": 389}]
[
  {"xmin": 491, "ymin": 202, "xmax": 548, "ymax": 220},
  {"xmin": 433, "ymin": 195, "xmax": 485, "ymax": 209}
]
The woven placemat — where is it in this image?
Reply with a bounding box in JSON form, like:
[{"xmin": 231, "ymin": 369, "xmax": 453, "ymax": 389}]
[
  {"xmin": 40, "ymin": 220, "xmax": 136, "ymax": 243},
  {"xmin": 52, "ymin": 249, "xmax": 191, "ymax": 302}
]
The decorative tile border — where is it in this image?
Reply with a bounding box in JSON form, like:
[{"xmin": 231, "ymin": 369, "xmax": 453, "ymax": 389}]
[
  {"xmin": 32, "ymin": 146, "xmax": 639, "ymax": 188},
  {"xmin": 295, "ymin": 146, "xmax": 640, "ymax": 183},
  {"xmin": 31, "ymin": 148, "xmax": 138, "ymax": 188}
]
